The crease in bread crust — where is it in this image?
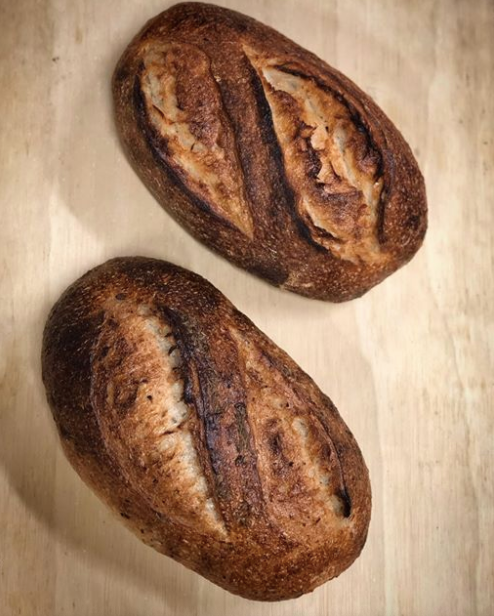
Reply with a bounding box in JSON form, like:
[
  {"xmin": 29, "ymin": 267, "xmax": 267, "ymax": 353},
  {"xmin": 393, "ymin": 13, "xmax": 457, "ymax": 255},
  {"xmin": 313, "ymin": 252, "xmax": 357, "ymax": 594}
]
[{"xmin": 42, "ymin": 257, "xmax": 372, "ymax": 600}]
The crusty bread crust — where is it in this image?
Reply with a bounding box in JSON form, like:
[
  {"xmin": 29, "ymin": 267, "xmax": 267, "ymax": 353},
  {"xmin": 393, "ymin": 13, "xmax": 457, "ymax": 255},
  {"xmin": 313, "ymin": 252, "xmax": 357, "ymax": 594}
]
[
  {"xmin": 42, "ymin": 257, "xmax": 371, "ymax": 600},
  {"xmin": 113, "ymin": 2, "xmax": 427, "ymax": 301}
]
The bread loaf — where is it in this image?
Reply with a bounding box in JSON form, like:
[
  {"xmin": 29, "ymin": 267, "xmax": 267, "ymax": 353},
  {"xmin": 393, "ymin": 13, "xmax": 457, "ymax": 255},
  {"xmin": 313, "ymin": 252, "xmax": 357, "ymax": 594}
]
[
  {"xmin": 42, "ymin": 257, "xmax": 371, "ymax": 601},
  {"xmin": 113, "ymin": 2, "xmax": 427, "ymax": 301}
]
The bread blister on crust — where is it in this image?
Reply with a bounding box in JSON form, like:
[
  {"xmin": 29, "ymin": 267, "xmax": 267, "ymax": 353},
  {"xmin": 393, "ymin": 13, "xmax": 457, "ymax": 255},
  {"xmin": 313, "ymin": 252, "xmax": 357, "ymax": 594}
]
[
  {"xmin": 42, "ymin": 257, "xmax": 371, "ymax": 600},
  {"xmin": 113, "ymin": 2, "xmax": 427, "ymax": 301}
]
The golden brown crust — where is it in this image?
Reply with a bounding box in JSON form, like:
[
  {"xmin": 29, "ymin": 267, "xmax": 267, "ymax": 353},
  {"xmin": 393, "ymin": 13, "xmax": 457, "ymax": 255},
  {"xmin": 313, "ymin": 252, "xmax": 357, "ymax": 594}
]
[
  {"xmin": 112, "ymin": 2, "xmax": 427, "ymax": 301},
  {"xmin": 41, "ymin": 257, "xmax": 371, "ymax": 601}
]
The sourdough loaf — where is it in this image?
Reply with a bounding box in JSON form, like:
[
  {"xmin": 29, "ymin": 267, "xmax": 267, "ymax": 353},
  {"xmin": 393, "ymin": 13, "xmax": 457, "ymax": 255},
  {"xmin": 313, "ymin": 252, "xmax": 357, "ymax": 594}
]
[
  {"xmin": 42, "ymin": 257, "xmax": 371, "ymax": 600},
  {"xmin": 113, "ymin": 3, "xmax": 427, "ymax": 301}
]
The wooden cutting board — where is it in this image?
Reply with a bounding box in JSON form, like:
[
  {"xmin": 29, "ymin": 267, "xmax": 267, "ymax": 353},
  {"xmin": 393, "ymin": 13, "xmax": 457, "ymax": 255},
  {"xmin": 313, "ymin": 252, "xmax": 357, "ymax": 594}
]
[{"xmin": 1, "ymin": 0, "xmax": 493, "ymax": 614}]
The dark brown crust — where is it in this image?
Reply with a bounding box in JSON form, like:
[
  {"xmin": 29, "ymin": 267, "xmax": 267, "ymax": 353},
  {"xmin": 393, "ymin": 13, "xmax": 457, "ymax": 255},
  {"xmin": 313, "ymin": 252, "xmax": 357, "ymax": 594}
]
[
  {"xmin": 41, "ymin": 257, "xmax": 371, "ymax": 600},
  {"xmin": 112, "ymin": 2, "xmax": 427, "ymax": 301}
]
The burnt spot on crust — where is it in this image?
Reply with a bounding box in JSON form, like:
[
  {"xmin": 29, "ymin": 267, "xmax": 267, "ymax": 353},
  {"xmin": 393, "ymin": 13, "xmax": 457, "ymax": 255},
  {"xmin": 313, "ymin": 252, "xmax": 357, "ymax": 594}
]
[
  {"xmin": 334, "ymin": 487, "xmax": 352, "ymax": 518},
  {"xmin": 113, "ymin": 61, "xmax": 130, "ymax": 85},
  {"xmin": 407, "ymin": 212, "xmax": 423, "ymax": 231},
  {"xmin": 247, "ymin": 260, "xmax": 288, "ymax": 286},
  {"xmin": 234, "ymin": 402, "xmax": 250, "ymax": 453},
  {"xmin": 267, "ymin": 424, "xmax": 283, "ymax": 456}
]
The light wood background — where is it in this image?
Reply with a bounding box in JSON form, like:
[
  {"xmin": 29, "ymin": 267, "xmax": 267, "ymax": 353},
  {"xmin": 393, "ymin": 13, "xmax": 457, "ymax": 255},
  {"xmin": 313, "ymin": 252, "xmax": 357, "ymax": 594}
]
[{"xmin": 1, "ymin": 0, "xmax": 493, "ymax": 614}]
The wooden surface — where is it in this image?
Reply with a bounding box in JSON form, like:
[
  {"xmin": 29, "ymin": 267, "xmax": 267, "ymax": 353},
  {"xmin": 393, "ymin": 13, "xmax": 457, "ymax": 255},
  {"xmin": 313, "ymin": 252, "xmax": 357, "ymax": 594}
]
[{"xmin": 1, "ymin": 0, "xmax": 493, "ymax": 614}]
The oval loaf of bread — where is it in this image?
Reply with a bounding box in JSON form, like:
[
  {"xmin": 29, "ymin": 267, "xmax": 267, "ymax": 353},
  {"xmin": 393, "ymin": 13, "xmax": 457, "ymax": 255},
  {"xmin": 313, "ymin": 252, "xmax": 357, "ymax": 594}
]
[
  {"xmin": 113, "ymin": 2, "xmax": 427, "ymax": 301},
  {"xmin": 42, "ymin": 257, "xmax": 371, "ymax": 601}
]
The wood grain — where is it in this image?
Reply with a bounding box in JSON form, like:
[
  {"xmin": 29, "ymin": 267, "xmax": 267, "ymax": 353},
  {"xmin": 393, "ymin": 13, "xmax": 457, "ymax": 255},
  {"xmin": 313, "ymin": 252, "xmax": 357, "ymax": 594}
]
[{"xmin": 0, "ymin": 0, "xmax": 493, "ymax": 614}]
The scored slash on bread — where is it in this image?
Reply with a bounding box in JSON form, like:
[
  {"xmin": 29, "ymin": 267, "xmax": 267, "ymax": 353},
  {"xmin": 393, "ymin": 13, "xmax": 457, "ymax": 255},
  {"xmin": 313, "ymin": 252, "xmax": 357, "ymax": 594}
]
[
  {"xmin": 113, "ymin": 2, "xmax": 427, "ymax": 301},
  {"xmin": 41, "ymin": 257, "xmax": 371, "ymax": 601}
]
